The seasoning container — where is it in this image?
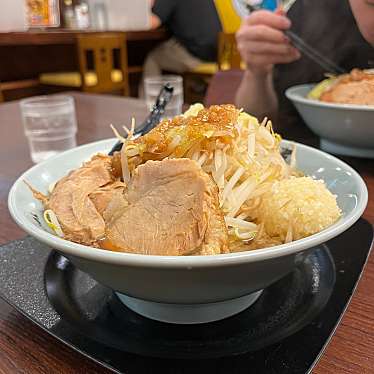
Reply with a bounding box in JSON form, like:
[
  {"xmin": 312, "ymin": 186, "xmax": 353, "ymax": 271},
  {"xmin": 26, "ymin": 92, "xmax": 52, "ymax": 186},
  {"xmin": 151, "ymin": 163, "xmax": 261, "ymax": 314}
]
[
  {"xmin": 75, "ymin": 0, "xmax": 90, "ymax": 29},
  {"xmin": 89, "ymin": 0, "xmax": 108, "ymax": 30},
  {"xmin": 63, "ymin": 0, "xmax": 76, "ymax": 28}
]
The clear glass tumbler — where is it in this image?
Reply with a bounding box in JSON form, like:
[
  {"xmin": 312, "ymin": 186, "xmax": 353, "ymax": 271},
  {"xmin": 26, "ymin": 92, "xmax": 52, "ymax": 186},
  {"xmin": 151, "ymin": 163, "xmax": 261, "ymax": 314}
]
[
  {"xmin": 144, "ymin": 75, "xmax": 184, "ymax": 119},
  {"xmin": 20, "ymin": 95, "xmax": 78, "ymax": 163}
]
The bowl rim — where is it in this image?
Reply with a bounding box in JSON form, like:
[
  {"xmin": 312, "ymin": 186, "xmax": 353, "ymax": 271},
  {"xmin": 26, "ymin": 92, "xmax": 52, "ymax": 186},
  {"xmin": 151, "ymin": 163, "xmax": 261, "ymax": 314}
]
[
  {"xmin": 285, "ymin": 84, "xmax": 374, "ymax": 112},
  {"xmin": 8, "ymin": 138, "xmax": 368, "ymax": 269}
]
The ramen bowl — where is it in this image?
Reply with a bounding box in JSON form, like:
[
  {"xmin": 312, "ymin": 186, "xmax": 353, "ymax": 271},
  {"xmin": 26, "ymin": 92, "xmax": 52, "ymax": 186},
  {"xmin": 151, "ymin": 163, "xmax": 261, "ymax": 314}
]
[
  {"xmin": 8, "ymin": 139, "xmax": 368, "ymax": 324},
  {"xmin": 286, "ymin": 84, "xmax": 374, "ymax": 158}
]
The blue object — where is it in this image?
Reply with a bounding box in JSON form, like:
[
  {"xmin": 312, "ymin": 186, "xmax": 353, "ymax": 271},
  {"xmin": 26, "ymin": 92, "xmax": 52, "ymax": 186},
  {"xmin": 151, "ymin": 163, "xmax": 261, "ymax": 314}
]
[{"xmin": 260, "ymin": 0, "xmax": 278, "ymax": 11}]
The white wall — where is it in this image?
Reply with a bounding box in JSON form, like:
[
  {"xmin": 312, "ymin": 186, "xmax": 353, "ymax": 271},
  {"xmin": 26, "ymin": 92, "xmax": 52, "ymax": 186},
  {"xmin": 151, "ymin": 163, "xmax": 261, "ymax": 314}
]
[
  {"xmin": 104, "ymin": 0, "xmax": 150, "ymax": 30},
  {"xmin": 0, "ymin": 0, "xmax": 27, "ymax": 32}
]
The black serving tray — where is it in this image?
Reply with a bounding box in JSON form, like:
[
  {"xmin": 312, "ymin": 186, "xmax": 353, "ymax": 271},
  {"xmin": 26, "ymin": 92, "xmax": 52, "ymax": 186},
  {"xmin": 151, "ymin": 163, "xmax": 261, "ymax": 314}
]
[{"xmin": 0, "ymin": 218, "xmax": 373, "ymax": 374}]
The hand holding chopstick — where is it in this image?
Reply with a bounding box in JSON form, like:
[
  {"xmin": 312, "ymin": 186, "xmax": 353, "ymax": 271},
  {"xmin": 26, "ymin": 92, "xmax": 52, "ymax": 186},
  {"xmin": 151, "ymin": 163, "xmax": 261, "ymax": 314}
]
[
  {"xmin": 283, "ymin": 29, "xmax": 346, "ymax": 74},
  {"xmin": 244, "ymin": 3, "xmax": 346, "ymax": 75}
]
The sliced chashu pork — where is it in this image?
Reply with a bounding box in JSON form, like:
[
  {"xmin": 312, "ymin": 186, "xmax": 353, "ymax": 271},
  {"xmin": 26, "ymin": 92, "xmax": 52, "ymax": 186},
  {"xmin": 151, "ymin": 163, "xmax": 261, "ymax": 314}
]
[
  {"xmin": 48, "ymin": 154, "xmax": 115, "ymax": 245},
  {"xmin": 30, "ymin": 154, "xmax": 124, "ymax": 245},
  {"xmin": 320, "ymin": 69, "xmax": 374, "ymax": 105},
  {"xmin": 89, "ymin": 180, "xmax": 125, "ymax": 216},
  {"xmin": 104, "ymin": 158, "xmax": 228, "ymax": 255}
]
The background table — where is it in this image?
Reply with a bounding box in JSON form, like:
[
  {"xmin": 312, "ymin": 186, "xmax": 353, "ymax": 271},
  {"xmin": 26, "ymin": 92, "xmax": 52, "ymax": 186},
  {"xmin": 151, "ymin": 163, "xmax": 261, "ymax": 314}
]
[
  {"xmin": 0, "ymin": 29, "xmax": 168, "ymax": 46},
  {"xmin": 0, "ymin": 92, "xmax": 373, "ymax": 373}
]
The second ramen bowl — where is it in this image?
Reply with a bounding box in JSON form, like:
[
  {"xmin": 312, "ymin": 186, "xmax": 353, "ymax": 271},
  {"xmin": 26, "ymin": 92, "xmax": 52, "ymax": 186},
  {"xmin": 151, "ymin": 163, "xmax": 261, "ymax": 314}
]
[{"xmin": 286, "ymin": 84, "xmax": 374, "ymax": 158}]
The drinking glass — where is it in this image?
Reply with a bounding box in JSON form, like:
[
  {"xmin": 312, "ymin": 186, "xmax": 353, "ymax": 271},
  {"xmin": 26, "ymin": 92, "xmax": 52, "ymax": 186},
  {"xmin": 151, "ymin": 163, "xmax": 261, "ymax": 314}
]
[
  {"xmin": 20, "ymin": 95, "xmax": 78, "ymax": 163},
  {"xmin": 90, "ymin": 0, "xmax": 109, "ymax": 30},
  {"xmin": 144, "ymin": 75, "xmax": 184, "ymax": 119}
]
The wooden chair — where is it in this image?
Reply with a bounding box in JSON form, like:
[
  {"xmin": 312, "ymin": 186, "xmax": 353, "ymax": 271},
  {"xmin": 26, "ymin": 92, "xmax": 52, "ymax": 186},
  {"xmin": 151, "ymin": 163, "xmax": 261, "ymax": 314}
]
[
  {"xmin": 40, "ymin": 33, "xmax": 130, "ymax": 96},
  {"xmin": 218, "ymin": 32, "xmax": 244, "ymax": 70},
  {"xmin": 184, "ymin": 32, "xmax": 244, "ymax": 103}
]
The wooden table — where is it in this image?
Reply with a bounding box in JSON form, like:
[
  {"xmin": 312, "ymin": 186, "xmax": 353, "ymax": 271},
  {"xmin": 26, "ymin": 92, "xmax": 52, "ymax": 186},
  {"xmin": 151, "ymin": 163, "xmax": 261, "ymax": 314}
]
[
  {"xmin": 0, "ymin": 92, "xmax": 373, "ymax": 373},
  {"xmin": 0, "ymin": 29, "xmax": 168, "ymax": 46}
]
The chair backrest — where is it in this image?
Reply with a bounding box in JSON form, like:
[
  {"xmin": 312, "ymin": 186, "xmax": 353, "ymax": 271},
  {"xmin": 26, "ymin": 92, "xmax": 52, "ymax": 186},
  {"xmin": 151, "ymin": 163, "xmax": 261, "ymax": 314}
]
[
  {"xmin": 76, "ymin": 33, "xmax": 129, "ymax": 95},
  {"xmin": 204, "ymin": 69, "xmax": 244, "ymax": 107},
  {"xmin": 218, "ymin": 32, "xmax": 243, "ymax": 70}
]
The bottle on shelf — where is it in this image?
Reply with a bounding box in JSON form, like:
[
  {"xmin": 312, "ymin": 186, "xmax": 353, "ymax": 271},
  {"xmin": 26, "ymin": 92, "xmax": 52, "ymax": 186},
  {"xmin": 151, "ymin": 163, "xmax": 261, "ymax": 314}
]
[
  {"xmin": 26, "ymin": 0, "xmax": 60, "ymax": 28},
  {"xmin": 74, "ymin": 0, "xmax": 90, "ymax": 29},
  {"xmin": 89, "ymin": 0, "xmax": 108, "ymax": 30},
  {"xmin": 62, "ymin": 0, "xmax": 76, "ymax": 29}
]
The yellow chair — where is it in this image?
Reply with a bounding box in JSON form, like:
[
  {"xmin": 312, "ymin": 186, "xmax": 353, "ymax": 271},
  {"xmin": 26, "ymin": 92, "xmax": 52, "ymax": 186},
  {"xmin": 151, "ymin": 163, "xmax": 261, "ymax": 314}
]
[
  {"xmin": 214, "ymin": 0, "xmax": 242, "ymax": 33},
  {"xmin": 189, "ymin": 32, "xmax": 245, "ymax": 77},
  {"xmin": 40, "ymin": 33, "xmax": 130, "ymax": 96},
  {"xmin": 190, "ymin": 1, "xmax": 244, "ymax": 75},
  {"xmin": 218, "ymin": 32, "xmax": 245, "ymax": 70}
]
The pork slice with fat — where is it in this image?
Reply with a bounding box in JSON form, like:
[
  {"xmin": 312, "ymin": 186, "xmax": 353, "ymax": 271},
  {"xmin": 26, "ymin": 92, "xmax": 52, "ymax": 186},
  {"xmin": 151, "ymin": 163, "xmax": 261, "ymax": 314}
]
[
  {"xmin": 45, "ymin": 154, "xmax": 115, "ymax": 245},
  {"xmin": 104, "ymin": 158, "xmax": 228, "ymax": 255}
]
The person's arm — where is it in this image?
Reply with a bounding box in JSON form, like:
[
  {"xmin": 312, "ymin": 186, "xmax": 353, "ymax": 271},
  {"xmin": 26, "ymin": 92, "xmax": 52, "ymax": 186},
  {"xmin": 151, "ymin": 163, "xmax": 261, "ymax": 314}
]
[
  {"xmin": 149, "ymin": 0, "xmax": 175, "ymax": 30},
  {"xmin": 235, "ymin": 10, "xmax": 300, "ymax": 118},
  {"xmin": 235, "ymin": 65, "xmax": 279, "ymax": 120},
  {"xmin": 150, "ymin": 14, "xmax": 161, "ymax": 29},
  {"xmin": 349, "ymin": 0, "xmax": 374, "ymax": 45}
]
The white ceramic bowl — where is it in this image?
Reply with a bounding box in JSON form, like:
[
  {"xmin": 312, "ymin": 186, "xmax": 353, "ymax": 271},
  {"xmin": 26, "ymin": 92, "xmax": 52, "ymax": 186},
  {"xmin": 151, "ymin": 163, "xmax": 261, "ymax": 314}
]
[
  {"xmin": 8, "ymin": 139, "xmax": 368, "ymax": 324},
  {"xmin": 286, "ymin": 84, "xmax": 374, "ymax": 158}
]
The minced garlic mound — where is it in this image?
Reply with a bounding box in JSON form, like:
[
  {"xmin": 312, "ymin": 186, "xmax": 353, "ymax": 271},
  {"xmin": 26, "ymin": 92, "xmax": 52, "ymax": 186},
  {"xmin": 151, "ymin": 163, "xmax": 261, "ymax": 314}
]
[{"xmin": 259, "ymin": 176, "xmax": 341, "ymax": 242}]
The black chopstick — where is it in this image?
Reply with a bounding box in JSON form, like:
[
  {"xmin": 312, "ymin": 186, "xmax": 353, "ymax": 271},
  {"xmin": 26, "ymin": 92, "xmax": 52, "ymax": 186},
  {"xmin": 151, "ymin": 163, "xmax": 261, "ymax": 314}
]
[
  {"xmin": 284, "ymin": 30, "xmax": 346, "ymax": 75},
  {"xmin": 108, "ymin": 84, "xmax": 174, "ymax": 155}
]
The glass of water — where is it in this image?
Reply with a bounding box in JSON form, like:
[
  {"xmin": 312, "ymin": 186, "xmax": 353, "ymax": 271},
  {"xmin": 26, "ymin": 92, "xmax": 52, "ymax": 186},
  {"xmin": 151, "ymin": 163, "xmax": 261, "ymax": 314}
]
[
  {"xmin": 20, "ymin": 95, "xmax": 78, "ymax": 163},
  {"xmin": 144, "ymin": 75, "xmax": 184, "ymax": 119}
]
